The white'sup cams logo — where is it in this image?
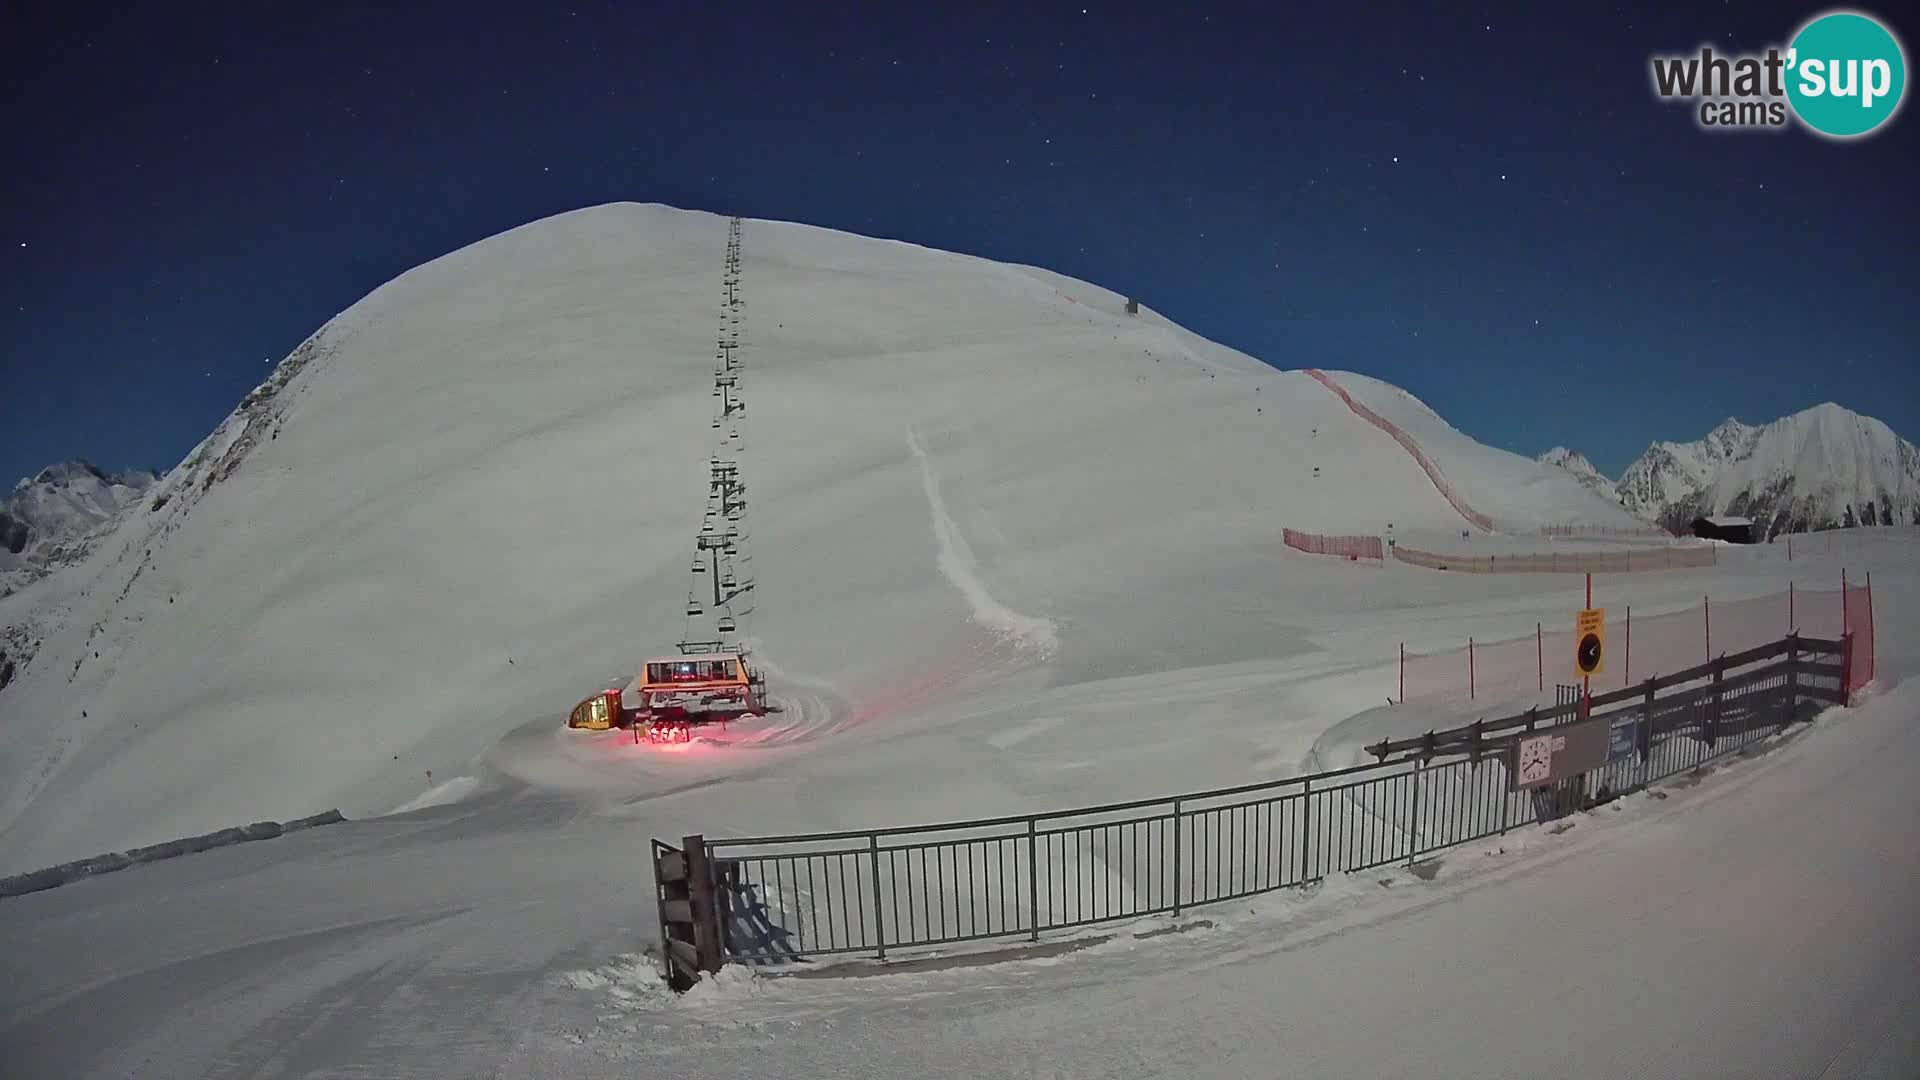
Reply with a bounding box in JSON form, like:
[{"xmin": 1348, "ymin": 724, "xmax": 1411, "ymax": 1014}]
[{"xmin": 1649, "ymin": 8, "xmax": 1907, "ymax": 138}]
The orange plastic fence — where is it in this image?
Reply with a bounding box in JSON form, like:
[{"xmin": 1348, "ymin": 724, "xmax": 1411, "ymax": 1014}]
[
  {"xmin": 1843, "ymin": 574, "xmax": 1875, "ymax": 693},
  {"xmin": 1304, "ymin": 369, "xmax": 1495, "ymax": 533},
  {"xmin": 1283, "ymin": 528, "xmax": 1384, "ymax": 560},
  {"xmin": 1398, "ymin": 578, "xmax": 1874, "ymax": 704},
  {"xmin": 1391, "ymin": 544, "xmax": 1716, "ymax": 574},
  {"xmin": 1537, "ymin": 523, "xmax": 1675, "ymax": 540}
]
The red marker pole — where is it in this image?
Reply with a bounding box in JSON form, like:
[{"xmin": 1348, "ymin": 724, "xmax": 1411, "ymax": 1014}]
[
  {"xmin": 1399, "ymin": 642, "xmax": 1405, "ymax": 704},
  {"xmin": 1536, "ymin": 621, "xmax": 1543, "ymax": 692},
  {"xmin": 1469, "ymin": 637, "xmax": 1476, "ymax": 701},
  {"xmin": 1584, "ymin": 573, "xmax": 1592, "ymax": 715},
  {"xmin": 1704, "ymin": 595, "xmax": 1712, "ymax": 662},
  {"xmin": 1624, "ymin": 604, "xmax": 1632, "ymax": 687}
]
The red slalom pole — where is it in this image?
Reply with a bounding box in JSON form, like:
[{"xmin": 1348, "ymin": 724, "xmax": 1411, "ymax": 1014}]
[
  {"xmin": 1536, "ymin": 622, "xmax": 1543, "ymax": 692},
  {"xmin": 1469, "ymin": 637, "xmax": 1476, "ymax": 701},
  {"xmin": 1399, "ymin": 642, "xmax": 1405, "ymax": 704},
  {"xmin": 1789, "ymin": 581, "xmax": 1795, "ymax": 632},
  {"xmin": 1704, "ymin": 595, "xmax": 1712, "ymax": 661}
]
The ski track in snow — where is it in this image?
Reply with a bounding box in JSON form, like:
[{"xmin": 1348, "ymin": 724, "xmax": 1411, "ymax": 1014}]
[{"xmin": 905, "ymin": 425, "xmax": 1059, "ymax": 658}]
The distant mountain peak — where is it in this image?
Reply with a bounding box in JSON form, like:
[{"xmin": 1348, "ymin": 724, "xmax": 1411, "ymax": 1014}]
[
  {"xmin": 1615, "ymin": 402, "xmax": 1918, "ymax": 536},
  {"xmin": 1, "ymin": 460, "xmax": 164, "ymax": 593},
  {"xmin": 1536, "ymin": 446, "xmax": 1614, "ymax": 498}
]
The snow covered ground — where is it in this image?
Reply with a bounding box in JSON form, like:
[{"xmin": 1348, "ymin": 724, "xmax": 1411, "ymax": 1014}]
[
  {"xmin": 1, "ymin": 579, "xmax": 1911, "ymax": 1078},
  {"xmin": 0, "ymin": 204, "xmax": 1914, "ymax": 1077}
]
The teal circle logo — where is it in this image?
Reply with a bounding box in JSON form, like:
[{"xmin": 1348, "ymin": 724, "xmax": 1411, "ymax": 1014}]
[{"xmin": 1786, "ymin": 11, "xmax": 1907, "ymax": 138}]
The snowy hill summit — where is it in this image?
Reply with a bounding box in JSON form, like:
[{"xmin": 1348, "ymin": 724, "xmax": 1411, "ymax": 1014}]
[
  {"xmin": 1545, "ymin": 404, "xmax": 1920, "ymax": 537},
  {"xmin": 0, "ymin": 460, "xmax": 161, "ymax": 596},
  {"xmin": 0, "ymin": 202, "xmax": 1640, "ymax": 871},
  {"xmin": 1535, "ymin": 447, "xmax": 1612, "ymax": 498}
]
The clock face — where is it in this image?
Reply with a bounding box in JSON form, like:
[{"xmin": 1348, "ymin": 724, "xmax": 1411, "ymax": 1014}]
[
  {"xmin": 1517, "ymin": 734, "xmax": 1552, "ymax": 784},
  {"xmin": 1578, "ymin": 632, "xmax": 1602, "ymax": 673}
]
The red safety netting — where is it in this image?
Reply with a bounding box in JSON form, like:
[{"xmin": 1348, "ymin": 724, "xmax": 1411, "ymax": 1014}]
[
  {"xmin": 1303, "ymin": 369, "xmax": 1496, "ymax": 533},
  {"xmin": 1844, "ymin": 577, "xmax": 1875, "ymax": 692},
  {"xmin": 1283, "ymin": 528, "xmax": 1384, "ymax": 560},
  {"xmin": 1397, "ymin": 579, "xmax": 1871, "ymax": 705}
]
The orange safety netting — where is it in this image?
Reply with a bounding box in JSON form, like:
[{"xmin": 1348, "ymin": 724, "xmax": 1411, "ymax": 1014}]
[
  {"xmin": 1399, "ymin": 580, "xmax": 1872, "ymax": 704},
  {"xmin": 1283, "ymin": 528, "xmax": 1384, "ymax": 560}
]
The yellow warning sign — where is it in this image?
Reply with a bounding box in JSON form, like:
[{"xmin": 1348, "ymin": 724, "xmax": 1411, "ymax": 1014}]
[{"xmin": 1575, "ymin": 608, "xmax": 1606, "ymax": 677}]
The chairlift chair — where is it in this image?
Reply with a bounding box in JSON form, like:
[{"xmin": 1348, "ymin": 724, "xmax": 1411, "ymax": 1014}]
[
  {"xmin": 686, "ymin": 597, "xmax": 704, "ymax": 617},
  {"xmin": 691, "ymin": 558, "xmax": 706, "ymax": 574},
  {"xmin": 717, "ymin": 615, "xmax": 737, "ymax": 634}
]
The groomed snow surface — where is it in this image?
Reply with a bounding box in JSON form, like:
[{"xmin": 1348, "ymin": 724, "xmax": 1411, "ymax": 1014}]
[{"xmin": 0, "ymin": 204, "xmax": 1914, "ymax": 1077}]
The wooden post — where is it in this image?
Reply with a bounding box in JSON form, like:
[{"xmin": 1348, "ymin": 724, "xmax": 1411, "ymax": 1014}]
[
  {"xmin": 1841, "ymin": 632, "xmax": 1855, "ymax": 706},
  {"xmin": 683, "ymin": 834, "xmax": 724, "ymax": 975},
  {"xmin": 1867, "ymin": 571, "xmax": 1876, "ymax": 683},
  {"xmin": 1842, "ymin": 570, "xmax": 1851, "ymax": 696}
]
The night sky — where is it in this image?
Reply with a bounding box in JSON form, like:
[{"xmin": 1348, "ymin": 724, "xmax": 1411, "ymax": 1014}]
[{"xmin": 3, "ymin": 1, "xmax": 1915, "ymax": 485}]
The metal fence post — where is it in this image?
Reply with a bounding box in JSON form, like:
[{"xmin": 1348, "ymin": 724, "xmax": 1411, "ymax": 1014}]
[
  {"xmin": 682, "ymin": 834, "xmax": 724, "ymax": 975},
  {"xmin": 1784, "ymin": 633, "xmax": 1800, "ymax": 729},
  {"xmin": 1709, "ymin": 654, "xmax": 1725, "ymax": 749},
  {"xmin": 1301, "ymin": 778, "xmax": 1314, "ymax": 882},
  {"xmin": 1407, "ymin": 760, "xmax": 1423, "ymax": 866},
  {"xmin": 1171, "ymin": 799, "xmax": 1184, "ymax": 915},
  {"xmin": 1497, "ymin": 751, "xmax": 1511, "ymax": 836},
  {"xmin": 868, "ymin": 832, "xmax": 886, "ymax": 960},
  {"xmin": 1026, "ymin": 816, "xmax": 1039, "ymax": 942},
  {"xmin": 1640, "ymin": 678, "xmax": 1656, "ymax": 789}
]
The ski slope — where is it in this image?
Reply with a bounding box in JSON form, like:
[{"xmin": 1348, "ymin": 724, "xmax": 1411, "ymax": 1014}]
[
  {"xmin": 0, "ymin": 203, "xmax": 1914, "ymax": 1077},
  {"xmin": 1320, "ymin": 370, "xmax": 1654, "ymax": 536}
]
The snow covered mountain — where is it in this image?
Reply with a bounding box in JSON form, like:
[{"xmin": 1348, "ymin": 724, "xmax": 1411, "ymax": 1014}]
[
  {"xmin": 1536, "ymin": 447, "xmax": 1614, "ymax": 499},
  {"xmin": 1615, "ymin": 405, "xmax": 1920, "ymax": 537},
  {"xmin": 0, "ymin": 202, "xmax": 1745, "ymax": 873},
  {"xmin": 0, "ymin": 461, "xmax": 161, "ymax": 596}
]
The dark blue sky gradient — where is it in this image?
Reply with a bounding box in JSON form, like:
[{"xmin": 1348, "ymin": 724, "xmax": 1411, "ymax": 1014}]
[{"xmin": 3, "ymin": 1, "xmax": 1914, "ymax": 483}]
